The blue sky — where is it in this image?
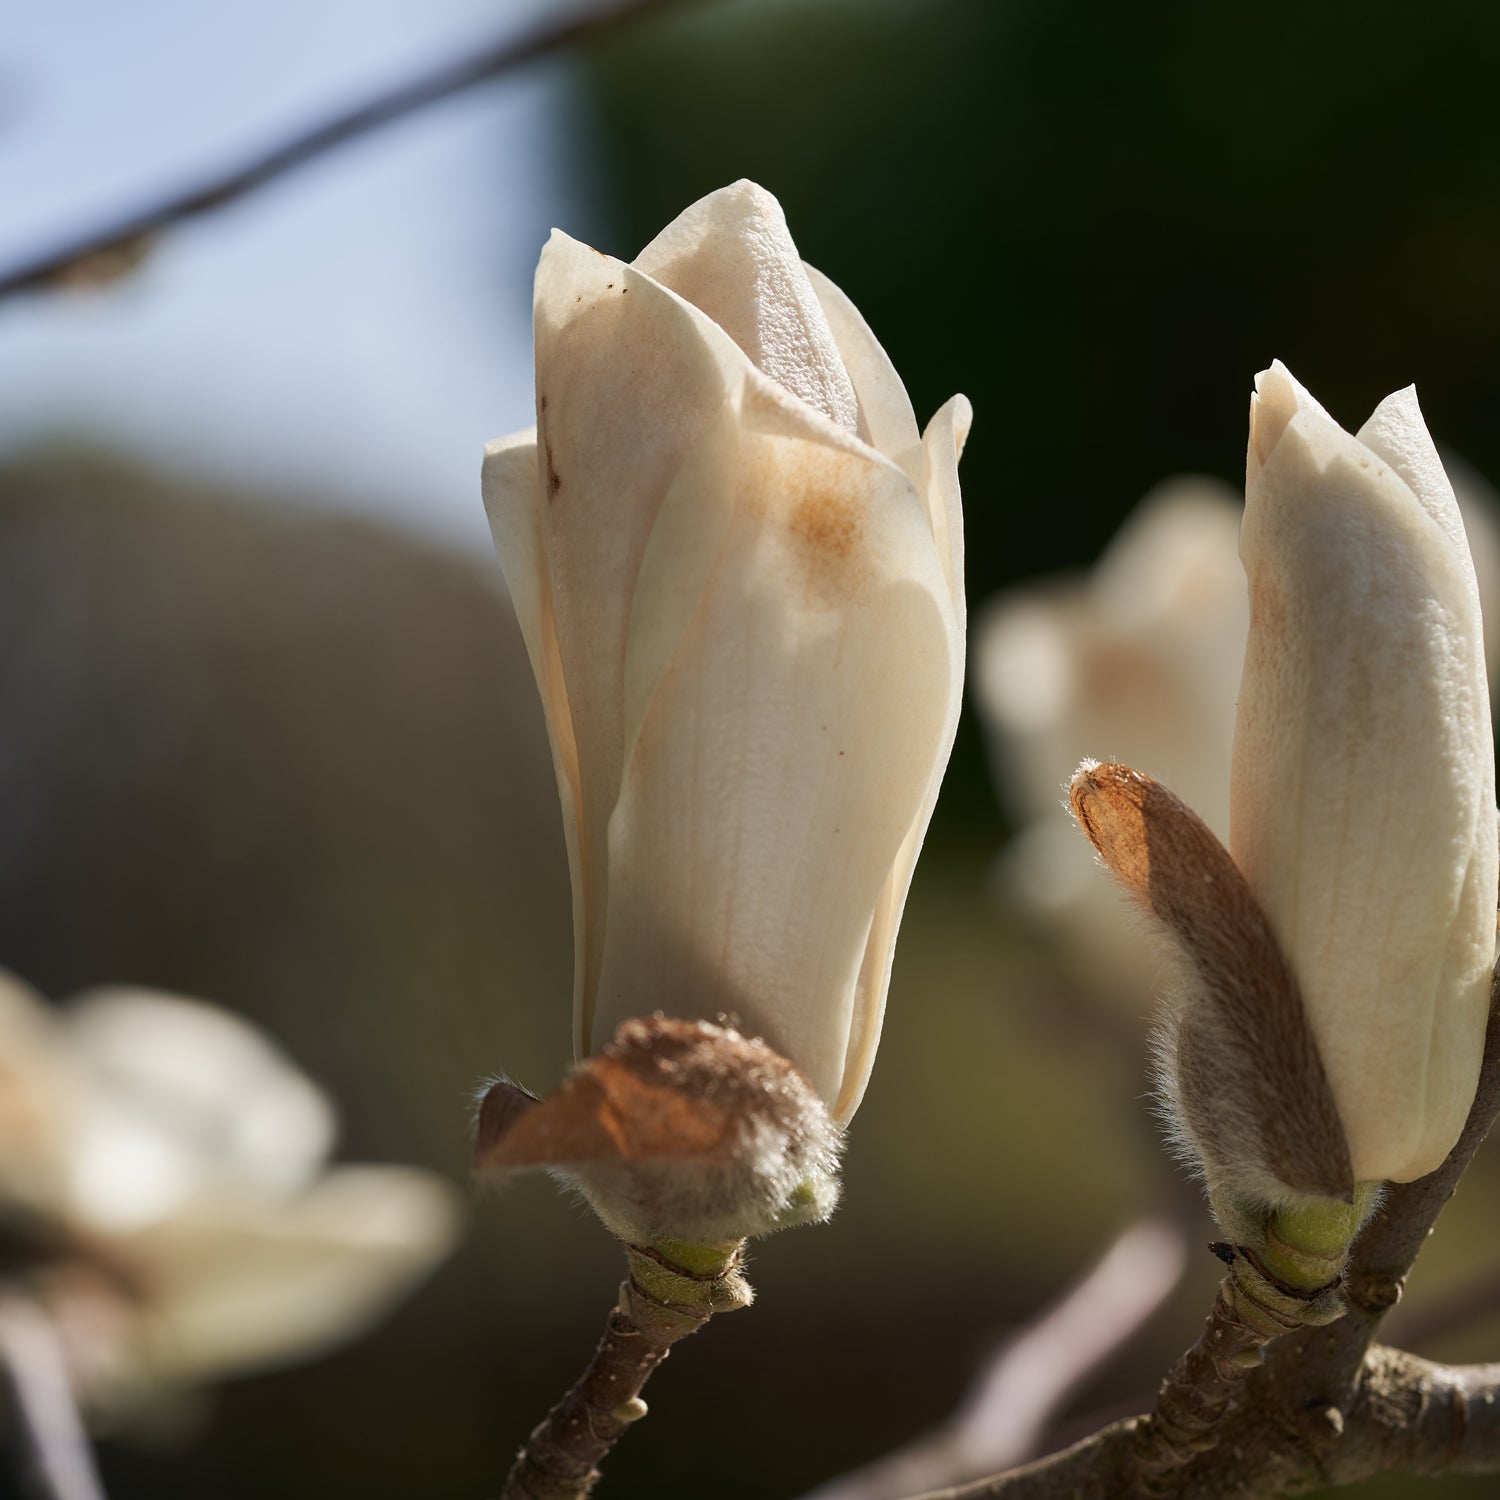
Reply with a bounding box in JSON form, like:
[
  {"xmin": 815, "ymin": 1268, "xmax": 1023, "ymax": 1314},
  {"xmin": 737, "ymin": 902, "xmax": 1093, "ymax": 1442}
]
[{"xmin": 0, "ymin": 0, "xmax": 584, "ymax": 551}]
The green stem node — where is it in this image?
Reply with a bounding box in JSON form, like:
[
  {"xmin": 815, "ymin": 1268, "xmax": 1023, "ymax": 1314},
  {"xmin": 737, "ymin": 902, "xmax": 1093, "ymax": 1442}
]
[{"xmin": 1261, "ymin": 1182, "xmax": 1377, "ymax": 1292}]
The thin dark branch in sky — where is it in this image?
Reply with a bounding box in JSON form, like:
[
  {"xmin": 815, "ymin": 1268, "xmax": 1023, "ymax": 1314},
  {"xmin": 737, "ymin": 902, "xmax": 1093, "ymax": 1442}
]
[{"xmin": 0, "ymin": 0, "xmax": 696, "ymax": 300}]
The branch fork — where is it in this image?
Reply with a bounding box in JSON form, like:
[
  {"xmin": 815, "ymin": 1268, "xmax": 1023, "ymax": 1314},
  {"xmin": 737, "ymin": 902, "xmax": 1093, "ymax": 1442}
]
[{"xmin": 1133, "ymin": 1243, "xmax": 1347, "ymax": 1489}]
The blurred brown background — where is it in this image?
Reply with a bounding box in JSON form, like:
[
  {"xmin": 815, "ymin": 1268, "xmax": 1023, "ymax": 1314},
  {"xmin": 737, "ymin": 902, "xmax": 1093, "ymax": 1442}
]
[{"xmin": 3, "ymin": 1, "xmax": 1500, "ymax": 1496}]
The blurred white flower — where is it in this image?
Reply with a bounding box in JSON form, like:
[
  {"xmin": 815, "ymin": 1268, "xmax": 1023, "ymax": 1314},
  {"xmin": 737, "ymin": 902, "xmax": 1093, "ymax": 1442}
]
[
  {"xmin": 0, "ymin": 974, "xmax": 461, "ymax": 1407},
  {"xmin": 979, "ymin": 462, "xmax": 1500, "ymax": 1012},
  {"xmin": 484, "ymin": 180, "xmax": 966, "ymax": 1132},
  {"xmin": 975, "ymin": 479, "xmax": 1247, "ymax": 1003}
]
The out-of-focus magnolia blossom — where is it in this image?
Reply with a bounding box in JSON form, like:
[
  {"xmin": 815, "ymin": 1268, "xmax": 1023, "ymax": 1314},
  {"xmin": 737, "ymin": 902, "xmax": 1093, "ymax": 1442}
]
[
  {"xmin": 0, "ymin": 974, "xmax": 461, "ymax": 1409},
  {"xmin": 1071, "ymin": 364, "xmax": 1497, "ymax": 1212},
  {"xmin": 976, "ymin": 480, "xmax": 1247, "ymax": 1003},
  {"xmin": 979, "ymin": 464, "xmax": 1500, "ymax": 1013},
  {"xmin": 479, "ymin": 180, "xmax": 967, "ymax": 1246}
]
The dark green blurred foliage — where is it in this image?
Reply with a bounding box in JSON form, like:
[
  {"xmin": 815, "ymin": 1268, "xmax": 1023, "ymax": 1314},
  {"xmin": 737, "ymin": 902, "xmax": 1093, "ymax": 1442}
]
[
  {"xmin": 583, "ymin": 0, "xmax": 1500, "ymax": 582},
  {"xmin": 578, "ymin": 0, "xmax": 1500, "ymax": 834}
]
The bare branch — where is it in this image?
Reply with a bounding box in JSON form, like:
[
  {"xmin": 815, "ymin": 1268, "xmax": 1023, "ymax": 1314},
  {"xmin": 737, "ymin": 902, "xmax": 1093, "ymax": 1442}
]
[
  {"xmin": 904, "ymin": 982, "xmax": 1500, "ymax": 1500},
  {"xmin": 0, "ymin": 1293, "xmax": 108, "ymax": 1500},
  {"xmin": 915, "ymin": 1348, "xmax": 1500, "ymax": 1499},
  {"xmin": 1130, "ymin": 1250, "xmax": 1348, "ymax": 1491},
  {"xmin": 799, "ymin": 1220, "xmax": 1188, "ymax": 1500},
  {"xmin": 501, "ymin": 1244, "xmax": 750, "ymax": 1500},
  {"xmin": 0, "ymin": 0, "xmax": 699, "ymax": 300}
]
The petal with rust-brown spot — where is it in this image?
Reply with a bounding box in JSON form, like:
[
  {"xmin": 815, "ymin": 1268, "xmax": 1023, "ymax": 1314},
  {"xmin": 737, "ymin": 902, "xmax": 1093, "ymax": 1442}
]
[{"xmin": 788, "ymin": 477, "xmax": 864, "ymax": 590}]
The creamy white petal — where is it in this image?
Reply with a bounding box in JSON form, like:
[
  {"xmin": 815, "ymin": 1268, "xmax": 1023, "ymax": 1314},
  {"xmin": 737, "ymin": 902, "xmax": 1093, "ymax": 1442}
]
[
  {"xmin": 483, "ymin": 430, "xmax": 588, "ymax": 1039},
  {"xmin": 1353, "ymin": 385, "xmax": 1497, "ymax": 1179},
  {"xmin": 1245, "ymin": 359, "xmax": 1334, "ymax": 487},
  {"xmin": 918, "ymin": 395, "xmax": 971, "ymax": 610},
  {"xmin": 1450, "ymin": 461, "xmax": 1500, "ymax": 679},
  {"xmin": 616, "ymin": 395, "xmax": 741, "ymax": 777},
  {"xmin": 59, "ymin": 990, "xmax": 335, "ymax": 1232},
  {"xmin": 802, "ymin": 263, "xmax": 922, "ymax": 476},
  {"xmin": 634, "ymin": 180, "xmax": 859, "ymax": 433},
  {"xmin": 1233, "ymin": 375, "xmax": 1495, "ymax": 1182},
  {"xmin": 530, "ymin": 230, "xmax": 751, "ymax": 1054},
  {"xmin": 833, "ymin": 401, "xmax": 969, "ymax": 1120},
  {"xmin": 590, "ymin": 377, "xmax": 959, "ymax": 1105},
  {"xmin": 1358, "ymin": 387, "xmax": 1474, "ymax": 562},
  {"xmin": 834, "ymin": 769, "xmax": 948, "ymax": 1125},
  {"xmin": 124, "ymin": 1166, "xmax": 461, "ymax": 1383}
]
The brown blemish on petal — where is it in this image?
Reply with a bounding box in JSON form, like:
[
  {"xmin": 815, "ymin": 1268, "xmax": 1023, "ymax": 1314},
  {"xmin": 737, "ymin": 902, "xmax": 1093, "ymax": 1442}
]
[
  {"xmin": 544, "ymin": 435, "xmax": 562, "ymax": 500},
  {"xmin": 791, "ymin": 486, "xmax": 859, "ymax": 560},
  {"xmin": 737, "ymin": 383, "xmax": 876, "ymax": 601},
  {"xmin": 786, "ymin": 472, "xmax": 869, "ymax": 601}
]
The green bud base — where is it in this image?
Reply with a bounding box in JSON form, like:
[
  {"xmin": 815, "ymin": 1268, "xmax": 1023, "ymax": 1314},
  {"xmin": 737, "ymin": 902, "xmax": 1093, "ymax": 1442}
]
[{"xmin": 1259, "ymin": 1183, "xmax": 1378, "ymax": 1292}]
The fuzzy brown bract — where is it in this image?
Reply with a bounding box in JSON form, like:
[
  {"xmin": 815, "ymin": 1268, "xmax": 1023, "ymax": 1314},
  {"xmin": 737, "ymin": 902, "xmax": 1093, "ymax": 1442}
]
[
  {"xmin": 473, "ymin": 1016, "xmax": 842, "ymax": 1247},
  {"xmin": 1070, "ymin": 761, "xmax": 1352, "ymax": 1208}
]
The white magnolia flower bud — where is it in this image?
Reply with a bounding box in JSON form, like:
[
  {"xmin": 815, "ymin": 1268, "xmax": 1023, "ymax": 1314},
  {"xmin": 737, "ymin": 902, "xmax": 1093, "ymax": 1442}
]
[
  {"xmin": 483, "ymin": 180, "xmax": 968, "ymax": 1164},
  {"xmin": 1070, "ymin": 364, "xmax": 1497, "ymax": 1212},
  {"xmin": 1233, "ymin": 361, "xmax": 1497, "ymax": 1185}
]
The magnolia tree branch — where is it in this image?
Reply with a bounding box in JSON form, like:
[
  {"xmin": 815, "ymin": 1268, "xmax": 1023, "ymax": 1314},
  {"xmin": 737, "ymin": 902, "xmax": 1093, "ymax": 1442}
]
[
  {"xmin": 0, "ymin": 0, "xmax": 698, "ymax": 299},
  {"xmin": 918, "ymin": 1350, "xmax": 1500, "ymax": 1500},
  {"xmin": 501, "ymin": 1245, "xmax": 750, "ymax": 1500},
  {"xmin": 799, "ymin": 1220, "xmax": 1189, "ymax": 1500},
  {"xmin": 908, "ymin": 984, "xmax": 1500, "ymax": 1500},
  {"xmin": 0, "ymin": 1294, "xmax": 108, "ymax": 1500},
  {"xmin": 1129, "ymin": 1250, "xmax": 1347, "ymax": 1491}
]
